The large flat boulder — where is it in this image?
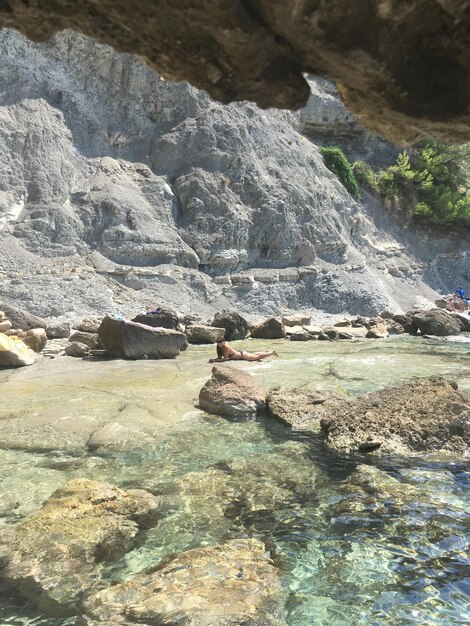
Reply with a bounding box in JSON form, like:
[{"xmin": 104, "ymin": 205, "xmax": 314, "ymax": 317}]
[
  {"xmin": 78, "ymin": 539, "xmax": 286, "ymax": 626},
  {"xmin": 0, "ymin": 479, "xmax": 160, "ymax": 616},
  {"xmin": 199, "ymin": 365, "xmax": 266, "ymax": 417},
  {"xmin": 412, "ymin": 309, "xmax": 462, "ymax": 336},
  {"xmin": 98, "ymin": 316, "xmax": 187, "ymax": 359},
  {"xmin": 320, "ymin": 377, "xmax": 470, "ymax": 456}
]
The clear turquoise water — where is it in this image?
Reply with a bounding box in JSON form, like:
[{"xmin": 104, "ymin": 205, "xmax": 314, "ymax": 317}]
[{"xmin": 0, "ymin": 335, "xmax": 469, "ymax": 625}]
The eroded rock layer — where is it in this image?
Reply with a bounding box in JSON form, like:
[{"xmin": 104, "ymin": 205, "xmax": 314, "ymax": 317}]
[{"xmin": 0, "ymin": 0, "xmax": 469, "ymax": 143}]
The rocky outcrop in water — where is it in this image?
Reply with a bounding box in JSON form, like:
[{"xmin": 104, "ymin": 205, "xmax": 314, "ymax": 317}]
[
  {"xmin": 1, "ymin": 1, "xmax": 468, "ymax": 144},
  {"xmin": 0, "ymin": 479, "xmax": 160, "ymax": 616},
  {"xmin": 199, "ymin": 365, "xmax": 266, "ymax": 417},
  {"xmin": 412, "ymin": 308, "xmax": 464, "ymax": 336},
  {"xmin": 267, "ymin": 387, "xmax": 344, "ymax": 429},
  {"xmin": 320, "ymin": 377, "xmax": 470, "ymax": 455}
]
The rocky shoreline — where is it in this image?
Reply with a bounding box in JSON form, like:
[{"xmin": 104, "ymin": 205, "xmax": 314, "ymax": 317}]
[{"xmin": 1, "ymin": 300, "xmax": 469, "ymax": 368}]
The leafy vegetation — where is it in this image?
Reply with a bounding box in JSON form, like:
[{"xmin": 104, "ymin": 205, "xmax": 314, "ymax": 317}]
[
  {"xmin": 353, "ymin": 140, "xmax": 470, "ymax": 226},
  {"xmin": 320, "ymin": 147, "xmax": 360, "ymax": 200}
]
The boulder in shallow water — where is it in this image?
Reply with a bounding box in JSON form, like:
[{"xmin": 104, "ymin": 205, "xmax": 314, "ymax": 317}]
[
  {"xmin": 250, "ymin": 317, "xmax": 286, "ymax": 339},
  {"xmin": 211, "ymin": 310, "xmax": 250, "ymax": 340},
  {"xmin": 0, "ymin": 478, "xmax": 160, "ymax": 616},
  {"xmin": 0, "ymin": 334, "xmax": 36, "ymax": 367},
  {"xmin": 320, "ymin": 376, "xmax": 470, "ymax": 455},
  {"xmin": 75, "ymin": 318, "xmax": 100, "ymax": 333},
  {"xmin": 199, "ymin": 365, "xmax": 266, "ymax": 417},
  {"xmin": 412, "ymin": 309, "xmax": 462, "ymax": 336},
  {"xmin": 78, "ymin": 539, "xmax": 286, "ymax": 626},
  {"xmin": 98, "ymin": 315, "xmax": 187, "ymax": 359}
]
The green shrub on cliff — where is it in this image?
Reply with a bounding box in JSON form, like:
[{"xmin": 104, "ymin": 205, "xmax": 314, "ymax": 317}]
[
  {"xmin": 354, "ymin": 140, "xmax": 470, "ymax": 226},
  {"xmin": 320, "ymin": 147, "xmax": 360, "ymax": 200}
]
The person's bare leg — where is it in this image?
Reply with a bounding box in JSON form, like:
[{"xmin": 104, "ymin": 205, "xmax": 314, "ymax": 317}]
[{"xmin": 243, "ymin": 351, "xmax": 278, "ymax": 361}]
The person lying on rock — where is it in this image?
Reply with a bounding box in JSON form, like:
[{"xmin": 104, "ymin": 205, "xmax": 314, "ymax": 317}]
[{"xmin": 209, "ymin": 337, "xmax": 278, "ymax": 363}]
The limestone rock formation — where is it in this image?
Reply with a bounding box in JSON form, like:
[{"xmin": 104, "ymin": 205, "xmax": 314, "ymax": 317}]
[
  {"xmin": 0, "ymin": 478, "xmax": 160, "ymax": 616},
  {"xmin": 186, "ymin": 324, "xmax": 225, "ymax": 344},
  {"xmin": 199, "ymin": 365, "xmax": 266, "ymax": 417},
  {"xmin": 132, "ymin": 308, "xmax": 181, "ymax": 330},
  {"xmin": 211, "ymin": 310, "xmax": 250, "ymax": 341},
  {"xmin": 251, "ymin": 318, "xmax": 286, "ymax": 339},
  {"xmin": 267, "ymin": 387, "xmax": 336, "ymax": 429},
  {"xmin": 98, "ymin": 316, "xmax": 188, "ymax": 359},
  {"xmin": 0, "ymin": 1, "xmax": 468, "ymax": 144},
  {"xmin": 78, "ymin": 539, "xmax": 286, "ymax": 626},
  {"xmin": 412, "ymin": 309, "xmax": 463, "ymax": 336},
  {"xmin": 0, "ymin": 333, "xmax": 36, "ymax": 367},
  {"xmin": 320, "ymin": 377, "xmax": 470, "ymax": 455}
]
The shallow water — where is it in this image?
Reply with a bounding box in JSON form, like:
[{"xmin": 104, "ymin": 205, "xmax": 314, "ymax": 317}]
[{"xmin": 0, "ymin": 336, "xmax": 469, "ymax": 625}]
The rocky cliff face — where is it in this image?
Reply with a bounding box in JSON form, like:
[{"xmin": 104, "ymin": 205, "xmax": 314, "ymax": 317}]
[{"xmin": 0, "ymin": 29, "xmax": 467, "ymax": 322}]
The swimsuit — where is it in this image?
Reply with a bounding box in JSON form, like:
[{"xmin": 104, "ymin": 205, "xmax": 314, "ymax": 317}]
[{"xmin": 228, "ymin": 350, "xmax": 244, "ymax": 360}]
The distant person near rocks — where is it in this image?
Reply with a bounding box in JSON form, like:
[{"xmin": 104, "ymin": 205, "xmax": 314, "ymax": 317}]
[
  {"xmin": 452, "ymin": 287, "xmax": 467, "ymax": 312},
  {"xmin": 209, "ymin": 337, "xmax": 278, "ymax": 363}
]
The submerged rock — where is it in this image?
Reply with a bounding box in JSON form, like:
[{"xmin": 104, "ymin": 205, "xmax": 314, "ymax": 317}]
[
  {"xmin": 0, "ymin": 479, "xmax": 160, "ymax": 616},
  {"xmin": 78, "ymin": 539, "xmax": 286, "ymax": 626},
  {"xmin": 199, "ymin": 365, "xmax": 266, "ymax": 417},
  {"xmin": 320, "ymin": 376, "xmax": 470, "ymax": 455},
  {"xmin": 267, "ymin": 387, "xmax": 339, "ymax": 430},
  {"xmin": 98, "ymin": 315, "xmax": 187, "ymax": 359}
]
